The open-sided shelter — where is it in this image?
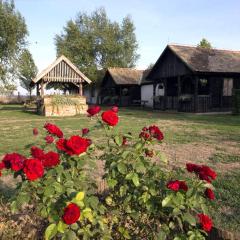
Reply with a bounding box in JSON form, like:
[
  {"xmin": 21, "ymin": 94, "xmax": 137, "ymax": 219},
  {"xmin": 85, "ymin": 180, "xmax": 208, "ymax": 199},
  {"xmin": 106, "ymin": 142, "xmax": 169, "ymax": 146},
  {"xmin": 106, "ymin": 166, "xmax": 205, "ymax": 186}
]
[{"xmin": 31, "ymin": 55, "xmax": 91, "ymax": 116}]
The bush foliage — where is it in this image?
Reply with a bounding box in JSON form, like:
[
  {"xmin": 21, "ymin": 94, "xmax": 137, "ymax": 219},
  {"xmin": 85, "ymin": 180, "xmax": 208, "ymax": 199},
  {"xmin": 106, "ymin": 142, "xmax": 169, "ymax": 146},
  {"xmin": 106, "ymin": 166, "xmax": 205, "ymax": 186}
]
[{"xmin": 0, "ymin": 106, "xmax": 217, "ymax": 239}]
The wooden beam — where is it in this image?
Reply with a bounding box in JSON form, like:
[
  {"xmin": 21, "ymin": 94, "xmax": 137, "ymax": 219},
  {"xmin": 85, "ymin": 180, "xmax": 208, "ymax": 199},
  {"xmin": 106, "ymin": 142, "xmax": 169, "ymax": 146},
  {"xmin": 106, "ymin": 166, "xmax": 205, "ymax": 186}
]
[
  {"xmin": 163, "ymin": 78, "xmax": 167, "ymax": 110},
  {"xmin": 177, "ymin": 76, "xmax": 181, "ymax": 111},
  {"xmin": 79, "ymin": 82, "xmax": 83, "ymax": 96},
  {"xmin": 194, "ymin": 76, "xmax": 199, "ymax": 112},
  {"xmin": 41, "ymin": 81, "xmax": 44, "ymax": 96}
]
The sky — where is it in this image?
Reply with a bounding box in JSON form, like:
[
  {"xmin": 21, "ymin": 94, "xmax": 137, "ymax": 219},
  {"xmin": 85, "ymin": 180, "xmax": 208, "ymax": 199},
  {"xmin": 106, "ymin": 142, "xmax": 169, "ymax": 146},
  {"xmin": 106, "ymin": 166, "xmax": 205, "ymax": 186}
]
[{"xmin": 13, "ymin": 0, "xmax": 240, "ymax": 93}]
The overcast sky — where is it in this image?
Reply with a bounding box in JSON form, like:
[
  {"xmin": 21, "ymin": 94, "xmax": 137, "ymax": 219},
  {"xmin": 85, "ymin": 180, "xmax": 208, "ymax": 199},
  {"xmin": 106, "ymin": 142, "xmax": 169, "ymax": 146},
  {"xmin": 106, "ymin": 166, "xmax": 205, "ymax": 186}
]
[{"xmin": 15, "ymin": 0, "xmax": 240, "ymax": 75}]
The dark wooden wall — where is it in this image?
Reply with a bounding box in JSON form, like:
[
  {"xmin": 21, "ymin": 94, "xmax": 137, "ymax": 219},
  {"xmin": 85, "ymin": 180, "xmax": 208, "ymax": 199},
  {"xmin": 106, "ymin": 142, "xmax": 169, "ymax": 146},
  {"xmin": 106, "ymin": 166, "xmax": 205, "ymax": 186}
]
[{"xmin": 149, "ymin": 47, "xmax": 192, "ymax": 80}]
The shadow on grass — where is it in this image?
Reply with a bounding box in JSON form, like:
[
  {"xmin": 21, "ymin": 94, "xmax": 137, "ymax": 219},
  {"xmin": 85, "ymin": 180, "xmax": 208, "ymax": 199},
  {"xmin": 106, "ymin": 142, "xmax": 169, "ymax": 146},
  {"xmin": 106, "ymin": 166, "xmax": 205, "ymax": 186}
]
[{"xmin": 119, "ymin": 107, "xmax": 240, "ymax": 127}]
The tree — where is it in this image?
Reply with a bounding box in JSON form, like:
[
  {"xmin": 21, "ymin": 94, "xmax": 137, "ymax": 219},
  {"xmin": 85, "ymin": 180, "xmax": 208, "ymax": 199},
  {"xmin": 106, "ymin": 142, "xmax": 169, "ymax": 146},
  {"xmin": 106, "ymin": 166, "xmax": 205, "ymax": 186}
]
[
  {"xmin": 55, "ymin": 8, "xmax": 139, "ymax": 82},
  {"xmin": 0, "ymin": 0, "xmax": 28, "ymax": 82},
  {"xmin": 197, "ymin": 38, "xmax": 212, "ymax": 49},
  {"xmin": 18, "ymin": 49, "xmax": 37, "ymax": 97}
]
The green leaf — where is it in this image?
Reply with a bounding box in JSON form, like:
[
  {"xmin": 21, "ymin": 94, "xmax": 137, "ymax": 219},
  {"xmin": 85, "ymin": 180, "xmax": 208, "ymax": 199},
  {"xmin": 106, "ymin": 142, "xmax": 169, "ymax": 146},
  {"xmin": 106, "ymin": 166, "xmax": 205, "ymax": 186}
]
[
  {"xmin": 162, "ymin": 195, "xmax": 172, "ymax": 207},
  {"xmin": 88, "ymin": 196, "xmax": 99, "ymax": 209},
  {"xmin": 114, "ymin": 135, "xmax": 121, "ymax": 146},
  {"xmin": 45, "ymin": 223, "xmax": 57, "ymax": 240},
  {"xmin": 107, "ymin": 178, "xmax": 117, "ymax": 188},
  {"xmin": 183, "ymin": 212, "xmax": 196, "ymax": 226},
  {"xmin": 75, "ymin": 191, "xmax": 85, "ymax": 201},
  {"xmin": 132, "ymin": 173, "xmax": 140, "ymax": 187},
  {"xmin": 134, "ymin": 142, "xmax": 142, "ymax": 150},
  {"xmin": 135, "ymin": 161, "xmax": 146, "ymax": 173},
  {"xmin": 122, "ymin": 150, "xmax": 130, "ymax": 159},
  {"xmin": 117, "ymin": 162, "xmax": 127, "ymax": 174},
  {"xmin": 57, "ymin": 221, "xmax": 68, "ymax": 233},
  {"xmin": 125, "ymin": 172, "xmax": 134, "ymax": 180},
  {"xmin": 63, "ymin": 230, "xmax": 77, "ymax": 240},
  {"xmin": 44, "ymin": 186, "xmax": 55, "ymax": 197}
]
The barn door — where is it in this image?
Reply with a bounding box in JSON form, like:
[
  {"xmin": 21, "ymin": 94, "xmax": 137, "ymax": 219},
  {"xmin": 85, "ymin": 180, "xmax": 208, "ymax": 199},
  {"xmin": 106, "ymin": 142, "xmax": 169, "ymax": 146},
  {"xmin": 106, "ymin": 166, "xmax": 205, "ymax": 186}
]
[{"xmin": 211, "ymin": 78, "xmax": 222, "ymax": 108}]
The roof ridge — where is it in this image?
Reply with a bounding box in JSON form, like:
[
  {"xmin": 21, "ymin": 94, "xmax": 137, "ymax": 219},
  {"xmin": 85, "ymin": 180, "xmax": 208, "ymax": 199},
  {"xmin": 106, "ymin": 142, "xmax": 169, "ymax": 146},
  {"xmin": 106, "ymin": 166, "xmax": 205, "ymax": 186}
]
[{"xmin": 168, "ymin": 43, "xmax": 240, "ymax": 53}]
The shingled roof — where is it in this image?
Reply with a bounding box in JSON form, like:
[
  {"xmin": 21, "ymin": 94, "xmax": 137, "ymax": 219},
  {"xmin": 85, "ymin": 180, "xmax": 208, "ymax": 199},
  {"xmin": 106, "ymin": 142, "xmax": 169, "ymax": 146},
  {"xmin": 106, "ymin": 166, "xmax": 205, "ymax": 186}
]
[
  {"xmin": 107, "ymin": 68, "xmax": 144, "ymax": 85},
  {"xmin": 168, "ymin": 44, "xmax": 240, "ymax": 73}
]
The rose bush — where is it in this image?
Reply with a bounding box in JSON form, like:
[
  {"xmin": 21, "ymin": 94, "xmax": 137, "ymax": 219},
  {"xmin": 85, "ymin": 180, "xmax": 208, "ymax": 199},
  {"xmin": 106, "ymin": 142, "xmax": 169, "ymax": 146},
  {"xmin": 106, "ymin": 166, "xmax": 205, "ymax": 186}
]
[{"xmin": 0, "ymin": 107, "xmax": 217, "ymax": 239}]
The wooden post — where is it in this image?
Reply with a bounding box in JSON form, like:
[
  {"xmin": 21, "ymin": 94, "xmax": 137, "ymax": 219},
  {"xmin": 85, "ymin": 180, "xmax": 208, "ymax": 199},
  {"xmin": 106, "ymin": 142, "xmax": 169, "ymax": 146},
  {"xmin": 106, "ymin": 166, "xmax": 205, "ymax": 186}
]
[
  {"xmin": 177, "ymin": 76, "xmax": 181, "ymax": 111},
  {"xmin": 164, "ymin": 78, "xmax": 167, "ymax": 110},
  {"xmin": 36, "ymin": 83, "xmax": 40, "ymax": 96},
  {"xmin": 194, "ymin": 76, "xmax": 199, "ymax": 112},
  {"xmin": 41, "ymin": 81, "xmax": 44, "ymax": 96},
  {"xmin": 153, "ymin": 81, "xmax": 156, "ymax": 109},
  {"xmin": 79, "ymin": 82, "xmax": 83, "ymax": 96}
]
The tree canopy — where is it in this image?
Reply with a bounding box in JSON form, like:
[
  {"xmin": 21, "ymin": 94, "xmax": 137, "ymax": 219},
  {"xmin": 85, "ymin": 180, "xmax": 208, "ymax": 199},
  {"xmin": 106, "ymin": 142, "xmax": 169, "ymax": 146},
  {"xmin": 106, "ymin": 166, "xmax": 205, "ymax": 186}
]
[
  {"xmin": 197, "ymin": 38, "xmax": 212, "ymax": 49},
  {"xmin": 0, "ymin": 0, "xmax": 28, "ymax": 82},
  {"xmin": 55, "ymin": 8, "xmax": 139, "ymax": 82},
  {"xmin": 18, "ymin": 49, "xmax": 37, "ymax": 97}
]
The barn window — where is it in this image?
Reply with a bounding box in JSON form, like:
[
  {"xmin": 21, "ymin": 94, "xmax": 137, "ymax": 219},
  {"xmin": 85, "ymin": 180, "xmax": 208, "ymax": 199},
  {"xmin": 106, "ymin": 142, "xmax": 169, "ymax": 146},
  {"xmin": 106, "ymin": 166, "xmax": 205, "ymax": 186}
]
[
  {"xmin": 198, "ymin": 78, "xmax": 209, "ymax": 95},
  {"xmin": 223, "ymin": 78, "xmax": 233, "ymax": 96}
]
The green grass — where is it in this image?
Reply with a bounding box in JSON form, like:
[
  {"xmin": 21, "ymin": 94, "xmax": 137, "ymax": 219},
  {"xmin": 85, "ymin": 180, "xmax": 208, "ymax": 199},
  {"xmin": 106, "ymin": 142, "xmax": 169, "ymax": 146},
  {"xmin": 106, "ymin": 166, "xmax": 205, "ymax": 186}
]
[
  {"xmin": 212, "ymin": 170, "xmax": 240, "ymax": 232},
  {"xmin": 0, "ymin": 104, "xmax": 240, "ymax": 233}
]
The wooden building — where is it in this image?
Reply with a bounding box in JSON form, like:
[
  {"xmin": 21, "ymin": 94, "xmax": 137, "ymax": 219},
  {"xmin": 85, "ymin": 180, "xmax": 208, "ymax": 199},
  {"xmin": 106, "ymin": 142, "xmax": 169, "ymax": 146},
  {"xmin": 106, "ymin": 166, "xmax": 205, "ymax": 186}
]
[
  {"xmin": 99, "ymin": 68, "xmax": 144, "ymax": 106},
  {"xmin": 148, "ymin": 45, "xmax": 240, "ymax": 112},
  {"xmin": 31, "ymin": 55, "xmax": 91, "ymax": 116}
]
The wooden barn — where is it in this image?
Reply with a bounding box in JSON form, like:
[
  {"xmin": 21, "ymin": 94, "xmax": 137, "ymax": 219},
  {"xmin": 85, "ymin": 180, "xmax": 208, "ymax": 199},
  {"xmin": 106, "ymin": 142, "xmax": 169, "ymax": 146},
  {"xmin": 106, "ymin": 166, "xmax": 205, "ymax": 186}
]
[
  {"xmin": 148, "ymin": 44, "xmax": 240, "ymax": 112},
  {"xmin": 31, "ymin": 55, "xmax": 91, "ymax": 116},
  {"xmin": 99, "ymin": 68, "xmax": 145, "ymax": 106}
]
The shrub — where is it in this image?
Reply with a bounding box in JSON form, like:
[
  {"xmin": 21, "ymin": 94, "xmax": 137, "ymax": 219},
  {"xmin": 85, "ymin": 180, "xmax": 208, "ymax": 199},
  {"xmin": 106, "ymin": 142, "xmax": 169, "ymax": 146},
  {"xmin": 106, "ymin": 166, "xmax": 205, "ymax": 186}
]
[{"xmin": 0, "ymin": 107, "xmax": 217, "ymax": 239}]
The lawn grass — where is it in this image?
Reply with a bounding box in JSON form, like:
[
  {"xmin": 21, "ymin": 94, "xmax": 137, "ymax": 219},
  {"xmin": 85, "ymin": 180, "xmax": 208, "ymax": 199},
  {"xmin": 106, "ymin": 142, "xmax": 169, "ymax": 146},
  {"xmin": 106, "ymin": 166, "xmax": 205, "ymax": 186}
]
[{"xmin": 0, "ymin": 104, "xmax": 240, "ymax": 233}]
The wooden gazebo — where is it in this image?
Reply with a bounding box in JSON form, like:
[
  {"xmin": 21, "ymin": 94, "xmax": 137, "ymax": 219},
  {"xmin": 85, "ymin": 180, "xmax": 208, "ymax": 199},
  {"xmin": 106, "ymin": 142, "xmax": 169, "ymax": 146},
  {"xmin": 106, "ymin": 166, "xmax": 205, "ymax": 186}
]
[{"xmin": 31, "ymin": 55, "xmax": 91, "ymax": 116}]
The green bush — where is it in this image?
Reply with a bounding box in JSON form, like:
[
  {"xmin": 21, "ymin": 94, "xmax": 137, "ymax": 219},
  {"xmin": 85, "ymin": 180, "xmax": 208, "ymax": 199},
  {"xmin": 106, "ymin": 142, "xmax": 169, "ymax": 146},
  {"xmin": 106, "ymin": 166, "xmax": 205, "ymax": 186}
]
[
  {"xmin": 0, "ymin": 106, "xmax": 217, "ymax": 239},
  {"xmin": 232, "ymin": 89, "xmax": 240, "ymax": 115}
]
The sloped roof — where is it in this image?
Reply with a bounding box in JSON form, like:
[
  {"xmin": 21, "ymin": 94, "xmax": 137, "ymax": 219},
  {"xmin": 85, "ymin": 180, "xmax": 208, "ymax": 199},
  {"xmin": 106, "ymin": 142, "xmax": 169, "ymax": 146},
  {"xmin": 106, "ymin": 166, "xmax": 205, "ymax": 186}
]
[
  {"xmin": 32, "ymin": 55, "xmax": 91, "ymax": 84},
  {"xmin": 168, "ymin": 44, "xmax": 240, "ymax": 73},
  {"xmin": 108, "ymin": 68, "xmax": 144, "ymax": 85}
]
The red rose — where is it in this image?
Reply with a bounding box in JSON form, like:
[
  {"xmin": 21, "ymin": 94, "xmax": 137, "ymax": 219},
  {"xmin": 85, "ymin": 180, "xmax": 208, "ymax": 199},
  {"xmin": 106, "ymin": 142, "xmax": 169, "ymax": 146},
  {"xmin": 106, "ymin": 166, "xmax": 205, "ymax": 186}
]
[
  {"xmin": 199, "ymin": 172, "xmax": 212, "ymax": 183},
  {"xmin": 111, "ymin": 106, "xmax": 118, "ymax": 113},
  {"xmin": 201, "ymin": 166, "xmax": 217, "ymax": 180},
  {"xmin": 139, "ymin": 131, "xmax": 150, "ymax": 140},
  {"xmin": 62, "ymin": 203, "xmax": 80, "ymax": 225},
  {"xmin": 205, "ymin": 188, "xmax": 215, "ymax": 200},
  {"xmin": 33, "ymin": 128, "xmax": 38, "ymax": 136},
  {"xmin": 44, "ymin": 123, "xmax": 63, "ymax": 138},
  {"xmin": 82, "ymin": 128, "xmax": 89, "ymax": 136},
  {"xmin": 57, "ymin": 136, "xmax": 90, "ymax": 156},
  {"xmin": 2, "ymin": 153, "xmax": 25, "ymax": 171},
  {"xmin": 179, "ymin": 181, "xmax": 188, "ymax": 191},
  {"xmin": 66, "ymin": 136, "xmax": 89, "ymax": 155},
  {"xmin": 145, "ymin": 149, "xmax": 154, "ymax": 157},
  {"xmin": 167, "ymin": 180, "xmax": 188, "ymax": 192},
  {"xmin": 31, "ymin": 146, "xmax": 45, "ymax": 160},
  {"xmin": 122, "ymin": 137, "xmax": 127, "ymax": 146},
  {"xmin": 197, "ymin": 213, "xmax": 213, "ymax": 232},
  {"xmin": 186, "ymin": 163, "xmax": 217, "ymax": 182},
  {"xmin": 186, "ymin": 163, "xmax": 201, "ymax": 173},
  {"xmin": 56, "ymin": 138, "xmax": 67, "ymax": 152},
  {"xmin": 23, "ymin": 159, "xmax": 44, "ymax": 181},
  {"xmin": 42, "ymin": 151, "xmax": 60, "ymax": 168},
  {"xmin": 45, "ymin": 135, "xmax": 54, "ymax": 144},
  {"xmin": 142, "ymin": 127, "xmax": 148, "ymax": 131},
  {"xmin": 87, "ymin": 105, "xmax": 101, "ymax": 116},
  {"xmin": 101, "ymin": 110, "xmax": 119, "ymax": 126},
  {"xmin": 149, "ymin": 125, "xmax": 164, "ymax": 141},
  {"xmin": 0, "ymin": 161, "xmax": 5, "ymax": 170}
]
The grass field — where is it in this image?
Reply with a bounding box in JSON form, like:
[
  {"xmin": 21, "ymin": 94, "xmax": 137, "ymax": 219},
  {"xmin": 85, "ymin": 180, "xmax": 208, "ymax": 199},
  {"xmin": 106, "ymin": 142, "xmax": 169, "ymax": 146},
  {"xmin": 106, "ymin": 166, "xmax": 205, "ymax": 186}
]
[{"xmin": 0, "ymin": 104, "xmax": 240, "ymax": 233}]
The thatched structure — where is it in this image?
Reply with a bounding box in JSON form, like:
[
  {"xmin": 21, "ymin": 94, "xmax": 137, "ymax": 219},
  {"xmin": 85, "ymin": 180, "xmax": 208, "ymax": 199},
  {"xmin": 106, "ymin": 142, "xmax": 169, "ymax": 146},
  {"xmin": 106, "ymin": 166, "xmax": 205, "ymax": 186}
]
[{"xmin": 31, "ymin": 55, "xmax": 91, "ymax": 116}]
